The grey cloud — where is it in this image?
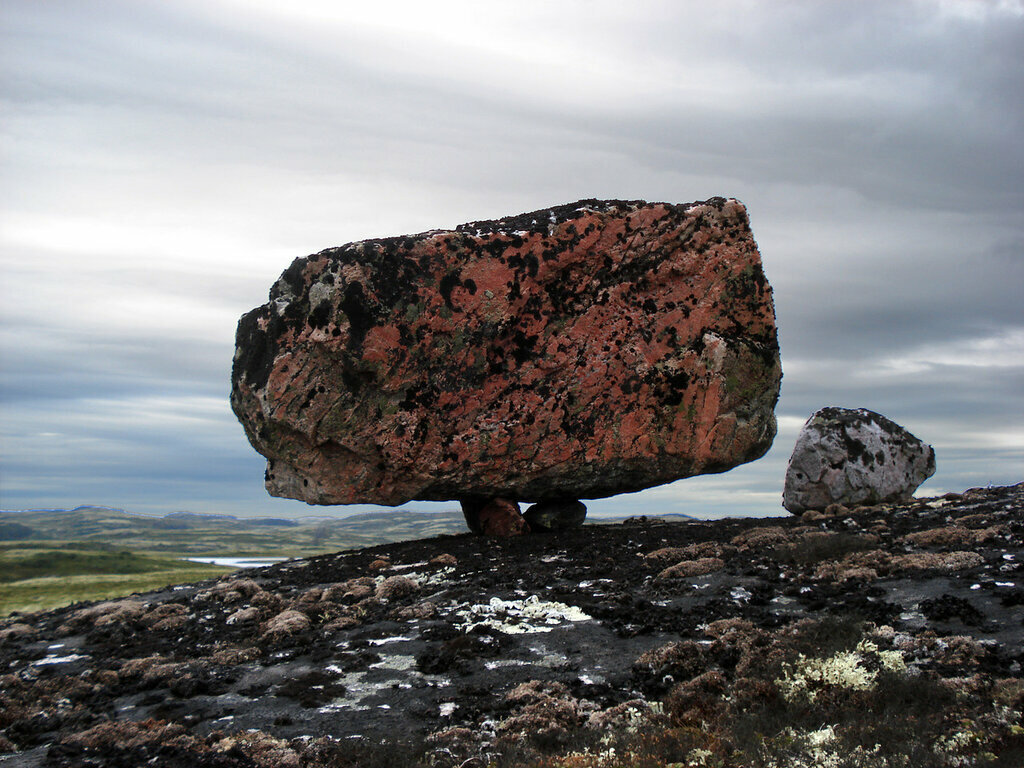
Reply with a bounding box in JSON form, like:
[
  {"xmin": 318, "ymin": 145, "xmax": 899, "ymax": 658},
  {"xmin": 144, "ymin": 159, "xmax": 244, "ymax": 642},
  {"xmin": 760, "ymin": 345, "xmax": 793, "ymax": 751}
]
[{"xmin": 1, "ymin": 0, "xmax": 1021, "ymax": 519}]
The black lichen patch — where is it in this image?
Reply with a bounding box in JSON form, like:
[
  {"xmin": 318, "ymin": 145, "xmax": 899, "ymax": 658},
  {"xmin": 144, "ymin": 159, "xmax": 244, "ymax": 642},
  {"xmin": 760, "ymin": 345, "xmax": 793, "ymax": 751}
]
[
  {"xmin": 438, "ymin": 270, "xmax": 462, "ymax": 310},
  {"xmin": 509, "ymin": 331, "xmax": 540, "ymax": 366},
  {"xmin": 456, "ymin": 199, "xmax": 646, "ymax": 236},
  {"xmin": 339, "ymin": 282, "xmax": 375, "ymax": 350},
  {"xmin": 274, "ymin": 671, "xmax": 347, "ymax": 708},
  {"xmin": 722, "ymin": 263, "xmax": 768, "ymax": 303},
  {"xmin": 920, "ymin": 593, "xmax": 988, "ymax": 627},
  {"xmin": 230, "ymin": 301, "xmax": 306, "ymax": 397},
  {"xmin": 415, "ymin": 631, "xmax": 504, "ymax": 675},
  {"xmin": 656, "ymin": 369, "xmax": 691, "ymax": 408},
  {"xmin": 232, "ymin": 308, "xmax": 276, "ymax": 393},
  {"xmin": 841, "ymin": 431, "xmax": 871, "ymax": 465},
  {"xmin": 274, "ymin": 258, "xmax": 309, "ymax": 299},
  {"xmin": 307, "ymin": 301, "xmax": 332, "ymax": 330}
]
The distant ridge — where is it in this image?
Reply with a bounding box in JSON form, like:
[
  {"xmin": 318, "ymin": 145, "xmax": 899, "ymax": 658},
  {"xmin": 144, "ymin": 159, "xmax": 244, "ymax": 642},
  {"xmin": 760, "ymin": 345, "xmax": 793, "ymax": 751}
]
[
  {"xmin": 0, "ymin": 506, "xmax": 698, "ymax": 551},
  {"xmin": 164, "ymin": 511, "xmax": 239, "ymax": 522},
  {"xmin": 0, "ymin": 505, "xmax": 131, "ymax": 515},
  {"xmin": 0, "ymin": 505, "xmax": 469, "ymax": 552}
]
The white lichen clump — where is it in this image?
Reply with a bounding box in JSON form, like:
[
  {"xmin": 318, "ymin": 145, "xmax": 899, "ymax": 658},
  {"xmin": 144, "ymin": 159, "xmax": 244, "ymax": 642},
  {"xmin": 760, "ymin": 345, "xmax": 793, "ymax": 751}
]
[
  {"xmin": 776, "ymin": 639, "xmax": 906, "ymax": 702},
  {"xmin": 375, "ymin": 566, "xmax": 454, "ymax": 589},
  {"xmin": 762, "ymin": 730, "xmax": 891, "ymax": 768},
  {"xmin": 455, "ymin": 595, "xmax": 592, "ymax": 634}
]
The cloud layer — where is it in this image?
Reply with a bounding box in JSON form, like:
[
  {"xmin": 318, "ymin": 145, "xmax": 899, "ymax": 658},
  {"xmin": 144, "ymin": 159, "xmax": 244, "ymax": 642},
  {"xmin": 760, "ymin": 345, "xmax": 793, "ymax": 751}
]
[{"xmin": 2, "ymin": 0, "xmax": 1021, "ymax": 518}]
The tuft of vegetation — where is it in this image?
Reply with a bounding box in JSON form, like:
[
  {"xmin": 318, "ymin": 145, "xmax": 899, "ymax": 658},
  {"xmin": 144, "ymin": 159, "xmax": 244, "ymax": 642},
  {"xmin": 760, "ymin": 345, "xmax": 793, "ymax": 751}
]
[
  {"xmin": 502, "ymin": 618, "xmax": 1024, "ymax": 768},
  {"xmin": 768, "ymin": 532, "xmax": 878, "ymax": 566}
]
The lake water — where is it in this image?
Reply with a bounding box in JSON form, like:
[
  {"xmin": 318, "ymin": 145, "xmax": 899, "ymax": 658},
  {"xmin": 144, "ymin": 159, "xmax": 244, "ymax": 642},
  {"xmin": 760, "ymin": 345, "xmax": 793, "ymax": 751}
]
[{"xmin": 184, "ymin": 556, "xmax": 288, "ymax": 569}]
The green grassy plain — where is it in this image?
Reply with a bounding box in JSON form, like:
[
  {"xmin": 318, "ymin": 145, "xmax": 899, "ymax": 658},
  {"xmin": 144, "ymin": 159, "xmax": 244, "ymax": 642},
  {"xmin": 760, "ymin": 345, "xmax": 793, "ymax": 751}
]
[
  {"xmin": 0, "ymin": 506, "xmax": 471, "ymax": 617},
  {"xmin": 0, "ymin": 543, "xmax": 233, "ymax": 616}
]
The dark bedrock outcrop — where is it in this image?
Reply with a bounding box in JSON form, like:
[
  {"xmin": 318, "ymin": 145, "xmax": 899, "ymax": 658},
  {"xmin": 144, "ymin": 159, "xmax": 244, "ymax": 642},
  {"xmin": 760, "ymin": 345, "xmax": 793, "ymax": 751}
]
[{"xmin": 1, "ymin": 484, "xmax": 1022, "ymax": 767}]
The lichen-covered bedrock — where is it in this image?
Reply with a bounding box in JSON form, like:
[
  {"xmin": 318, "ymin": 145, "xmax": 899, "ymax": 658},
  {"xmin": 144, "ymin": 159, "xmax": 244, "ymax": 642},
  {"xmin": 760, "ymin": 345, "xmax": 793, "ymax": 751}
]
[
  {"xmin": 231, "ymin": 197, "xmax": 782, "ymax": 506},
  {"xmin": 783, "ymin": 407, "xmax": 937, "ymax": 514}
]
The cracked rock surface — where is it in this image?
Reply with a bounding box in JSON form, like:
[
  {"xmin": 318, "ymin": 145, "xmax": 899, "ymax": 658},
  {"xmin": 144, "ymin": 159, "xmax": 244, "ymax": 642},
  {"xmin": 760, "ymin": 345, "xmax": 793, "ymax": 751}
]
[{"xmin": 1, "ymin": 483, "xmax": 1022, "ymax": 767}]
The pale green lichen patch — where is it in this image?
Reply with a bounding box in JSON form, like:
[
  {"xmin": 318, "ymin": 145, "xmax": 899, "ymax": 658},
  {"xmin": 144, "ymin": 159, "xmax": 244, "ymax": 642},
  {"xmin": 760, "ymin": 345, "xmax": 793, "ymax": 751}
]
[
  {"xmin": 776, "ymin": 638, "xmax": 906, "ymax": 702},
  {"xmin": 759, "ymin": 727, "xmax": 893, "ymax": 768}
]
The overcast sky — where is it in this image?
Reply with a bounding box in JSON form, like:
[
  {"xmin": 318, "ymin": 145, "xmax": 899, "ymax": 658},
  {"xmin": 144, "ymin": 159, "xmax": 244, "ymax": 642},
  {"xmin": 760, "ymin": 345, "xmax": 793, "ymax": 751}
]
[{"xmin": 1, "ymin": 0, "xmax": 1021, "ymax": 520}]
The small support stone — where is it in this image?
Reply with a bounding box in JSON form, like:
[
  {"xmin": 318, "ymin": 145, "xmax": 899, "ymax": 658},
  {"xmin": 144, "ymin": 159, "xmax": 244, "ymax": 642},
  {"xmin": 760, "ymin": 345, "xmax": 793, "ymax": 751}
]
[
  {"xmin": 460, "ymin": 497, "xmax": 529, "ymax": 536},
  {"xmin": 523, "ymin": 499, "xmax": 587, "ymax": 531}
]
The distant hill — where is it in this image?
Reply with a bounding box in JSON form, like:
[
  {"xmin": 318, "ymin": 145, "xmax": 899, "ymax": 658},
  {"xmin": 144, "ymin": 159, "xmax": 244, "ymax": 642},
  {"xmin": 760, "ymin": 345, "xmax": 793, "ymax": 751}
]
[
  {"xmin": 164, "ymin": 511, "xmax": 239, "ymax": 522},
  {"xmin": 0, "ymin": 506, "xmax": 467, "ymax": 555},
  {"xmin": 0, "ymin": 505, "xmax": 697, "ymax": 555},
  {"xmin": 0, "ymin": 521, "xmax": 36, "ymax": 541}
]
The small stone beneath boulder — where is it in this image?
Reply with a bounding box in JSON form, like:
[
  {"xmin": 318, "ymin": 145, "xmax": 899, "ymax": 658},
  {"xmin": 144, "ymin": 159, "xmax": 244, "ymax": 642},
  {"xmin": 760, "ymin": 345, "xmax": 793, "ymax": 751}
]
[
  {"xmin": 783, "ymin": 407, "xmax": 936, "ymax": 514},
  {"xmin": 523, "ymin": 500, "xmax": 587, "ymax": 531},
  {"xmin": 461, "ymin": 497, "xmax": 529, "ymax": 536}
]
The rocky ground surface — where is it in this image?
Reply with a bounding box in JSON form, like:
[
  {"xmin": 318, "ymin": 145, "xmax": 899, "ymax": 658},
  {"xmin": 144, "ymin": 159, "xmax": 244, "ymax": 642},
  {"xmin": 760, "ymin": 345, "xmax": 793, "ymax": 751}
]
[{"xmin": 2, "ymin": 483, "xmax": 1023, "ymax": 767}]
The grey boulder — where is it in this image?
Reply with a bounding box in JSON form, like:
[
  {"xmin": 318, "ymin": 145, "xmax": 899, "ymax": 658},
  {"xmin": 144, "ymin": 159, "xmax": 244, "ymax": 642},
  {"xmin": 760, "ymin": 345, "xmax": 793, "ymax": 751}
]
[{"xmin": 783, "ymin": 407, "xmax": 936, "ymax": 514}]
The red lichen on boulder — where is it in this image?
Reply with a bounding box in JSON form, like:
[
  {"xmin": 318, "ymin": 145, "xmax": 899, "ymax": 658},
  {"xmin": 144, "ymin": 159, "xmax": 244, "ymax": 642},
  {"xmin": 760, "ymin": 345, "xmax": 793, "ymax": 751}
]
[
  {"xmin": 231, "ymin": 198, "xmax": 780, "ymax": 506},
  {"xmin": 461, "ymin": 497, "xmax": 529, "ymax": 536}
]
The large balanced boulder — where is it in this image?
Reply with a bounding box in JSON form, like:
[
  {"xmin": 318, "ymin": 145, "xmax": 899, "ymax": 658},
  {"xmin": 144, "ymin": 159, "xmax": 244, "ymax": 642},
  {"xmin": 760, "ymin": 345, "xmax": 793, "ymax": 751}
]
[
  {"xmin": 231, "ymin": 198, "xmax": 781, "ymax": 507},
  {"xmin": 782, "ymin": 407, "xmax": 936, "ymax": 514}
]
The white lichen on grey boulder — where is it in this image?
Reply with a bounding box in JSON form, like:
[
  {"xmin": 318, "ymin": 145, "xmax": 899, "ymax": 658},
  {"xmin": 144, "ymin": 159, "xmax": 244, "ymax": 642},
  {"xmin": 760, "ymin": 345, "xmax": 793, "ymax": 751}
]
[{"xmin": 783, "ymin": 407, "xmax": 936, "ymax": 514}]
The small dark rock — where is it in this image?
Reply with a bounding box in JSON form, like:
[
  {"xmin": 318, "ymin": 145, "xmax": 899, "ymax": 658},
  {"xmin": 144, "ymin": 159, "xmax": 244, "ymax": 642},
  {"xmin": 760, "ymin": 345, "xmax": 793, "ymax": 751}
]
[
  {"xmin": 524, "ymin": 500, "xmax": 587, "ymax": 531},
  {"xmin": 460, "ymin": 497, "xmax": 529, "ymax": 536},
  {"xmin": 920, "ymin": 593, "xmax": 987, "ymax": 627}
]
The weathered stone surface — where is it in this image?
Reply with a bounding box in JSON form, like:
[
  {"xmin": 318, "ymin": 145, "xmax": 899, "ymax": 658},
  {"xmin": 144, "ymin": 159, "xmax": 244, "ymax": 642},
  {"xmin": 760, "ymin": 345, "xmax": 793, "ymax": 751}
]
[
  {"xmin": 461, "ymin": 498, "xmax": 529, "ymax": 537},
  {"xmin": 231, "ymin": 198, "xmax": 781, "ymax": 506},
  {"xmin": 524, "ymin": 500, "xmax": 588, "ymax": 531},
  {"xmin": 783, "ymin": 407, "xmax": 936, "ymax": 514}
]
